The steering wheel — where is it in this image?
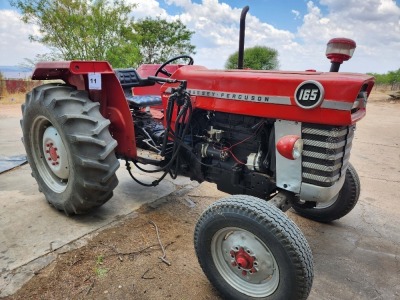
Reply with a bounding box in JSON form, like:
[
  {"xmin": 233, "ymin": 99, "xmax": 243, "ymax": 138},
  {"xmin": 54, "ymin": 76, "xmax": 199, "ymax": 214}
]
[{"xmin": 154, "ymin": 55, "xmax": 194, "ymax": 78}]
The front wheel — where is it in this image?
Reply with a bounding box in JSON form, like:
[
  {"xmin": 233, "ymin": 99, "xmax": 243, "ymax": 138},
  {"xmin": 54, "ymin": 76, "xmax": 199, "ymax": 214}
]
[
  {"xmin": 194, "ymin": 195, "xmax": 313, "ymax": 300},
  {"xmin": 21, "ymin": 84, "xmax": 119, "ymax": 214},
  {"xmin": 292, "ymin": 163, "xmax": 360, "ymax": 222}
]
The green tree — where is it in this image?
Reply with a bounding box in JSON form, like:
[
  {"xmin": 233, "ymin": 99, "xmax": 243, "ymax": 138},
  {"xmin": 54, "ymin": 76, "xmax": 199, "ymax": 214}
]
[
  {"xmin": 133, "ymin": 17, "xmax": 196, "ymax": 64},
  {"xmin": 225, "ymin": 46, "xmax": 279, "ymax": 70},
  {"xmin": 20, "ymin": 53, "xmax": 63, "ymax": 69},
  {"xmin": 368, "ymin": 68, "xmax": 400, "ymax": 89},
  {"xmin": 11, "ymin": 0, "xmax": 140, "ymax": 68}
]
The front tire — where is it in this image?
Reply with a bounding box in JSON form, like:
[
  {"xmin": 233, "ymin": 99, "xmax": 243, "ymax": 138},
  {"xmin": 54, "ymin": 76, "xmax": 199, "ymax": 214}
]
[
  {"xmin": 21, "ymin": 84, "xmax": 119, "ymax": 214},
  {"xmin": 292, "ymin": 163, "xmax": 360, "ymax": 222},
  {"xmin": 194, "ymin": 195, "xmax": 313, "ymax": 300}
]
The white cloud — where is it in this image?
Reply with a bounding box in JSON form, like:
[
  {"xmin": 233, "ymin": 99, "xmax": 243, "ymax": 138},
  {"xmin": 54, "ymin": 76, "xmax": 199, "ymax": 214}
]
[
  {"xmin": 291, "ymin": 9, "xmax": 301, "ymax": 19},
  {"xmin": 0, "ymin": 10, "xmax": 49, "ymax": 66},
  {"xmin": 127, "ymin": 0, "xmax": 169, "ymax": 19},
  {"xmin": 295, "ymin": 0, "xmax": 400, "ymax": 73},
  {"xmin": 148, "ymin": 0, "xmax": 295, "ymax": 69}
]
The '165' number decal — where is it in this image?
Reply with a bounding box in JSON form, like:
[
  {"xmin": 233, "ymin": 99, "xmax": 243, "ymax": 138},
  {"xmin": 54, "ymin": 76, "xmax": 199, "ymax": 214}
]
[
  {"xmin": 295, "ymin": 81, "xmax": 324, "ymax": 109},
  {"xmin": 298, "ymin": 89, "xmax": 319, "ymax": 101}
]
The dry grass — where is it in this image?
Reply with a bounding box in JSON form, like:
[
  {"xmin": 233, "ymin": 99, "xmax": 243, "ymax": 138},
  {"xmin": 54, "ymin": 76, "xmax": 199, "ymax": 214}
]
[{"xmin": 0, "ymin": 92, "xmax": 26, "ymax": 105}]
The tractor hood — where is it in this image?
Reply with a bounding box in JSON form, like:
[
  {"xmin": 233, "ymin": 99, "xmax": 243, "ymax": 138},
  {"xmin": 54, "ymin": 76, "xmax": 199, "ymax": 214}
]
[{"xmin": 165, "ymin": 65, "xmax": 375, "ymax": 126}]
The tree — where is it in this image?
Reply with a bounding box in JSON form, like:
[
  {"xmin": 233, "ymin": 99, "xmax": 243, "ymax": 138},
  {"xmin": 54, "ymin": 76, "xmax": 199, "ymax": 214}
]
[
  {"xmin": 368, "ymin": 68, "xmax": 400, "ymax": 89},
  {"xmin": 11, "ymin": 0, "xmax": 140, "ymax": 68},
  {"xmin": 225, "ymin": 46, "xmax": 279, "ymax": 70},
  {"xmin": 20, "ymin": 53, "xmax": 63, "ymax": 69},
  {"xmin": 133, "ymin": 17, "xmax": 196, "ymax": 64}
]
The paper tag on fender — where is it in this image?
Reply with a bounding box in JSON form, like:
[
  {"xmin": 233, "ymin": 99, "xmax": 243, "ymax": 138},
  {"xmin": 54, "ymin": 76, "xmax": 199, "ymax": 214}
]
[{"xmin": 88, "ymin": 73, "xmax": 101, "ymax": 90}]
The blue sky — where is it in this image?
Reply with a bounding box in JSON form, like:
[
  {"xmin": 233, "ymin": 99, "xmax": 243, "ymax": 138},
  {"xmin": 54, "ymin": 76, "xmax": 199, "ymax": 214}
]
[{"xmin": 1, "ymin": 0, "xmax": 399, "ymax": 73}]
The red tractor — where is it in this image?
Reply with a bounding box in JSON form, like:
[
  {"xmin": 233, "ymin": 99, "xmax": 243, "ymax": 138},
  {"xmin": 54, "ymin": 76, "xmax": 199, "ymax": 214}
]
[{"xmin": 20, "ymin": 9, "xmax": 374, "ymax": 300}]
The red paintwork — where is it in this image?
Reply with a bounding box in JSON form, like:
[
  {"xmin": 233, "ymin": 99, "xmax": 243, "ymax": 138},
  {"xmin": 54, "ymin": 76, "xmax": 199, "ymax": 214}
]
[
  {"xmin": 161, "ymin": 65, "xmax": 374, "ymax": 126},
  {"xmin": 31, "ymin": 61, "xmax": 374, "ymax": 159}
]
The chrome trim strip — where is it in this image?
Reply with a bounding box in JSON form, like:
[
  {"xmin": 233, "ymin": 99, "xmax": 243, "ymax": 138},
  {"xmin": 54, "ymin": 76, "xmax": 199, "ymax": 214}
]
[
  {"xmin": 321, "ymin": 100, "xmax": 353, "ymax": 111},
  {"xmin": 166, "ymin": 88, "xmax": 291, "ymax": 105}
]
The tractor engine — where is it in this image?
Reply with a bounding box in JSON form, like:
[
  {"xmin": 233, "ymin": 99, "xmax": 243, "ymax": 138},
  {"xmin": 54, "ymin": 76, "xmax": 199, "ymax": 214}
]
[{"xmin": 177, "ymin": 110, "xmax": 278, "ymax": 199}]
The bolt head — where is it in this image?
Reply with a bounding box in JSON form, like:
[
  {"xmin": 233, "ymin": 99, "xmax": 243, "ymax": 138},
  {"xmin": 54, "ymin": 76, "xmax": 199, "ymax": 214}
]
[
  {"xmin": 231, "ymin": 261, "xmax": 237, "ymax": 267},
  {"xmin": 48, "ymin": 157, "xmax": 52, "ymax": 161},
  {"xmin": 241, "ymin": 270, "xmax": 247, "ymax": 276}
]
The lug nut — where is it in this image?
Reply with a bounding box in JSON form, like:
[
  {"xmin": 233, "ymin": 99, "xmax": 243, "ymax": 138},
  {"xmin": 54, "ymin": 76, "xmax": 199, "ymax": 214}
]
[
  {"xmin": 241, "ymin": 270, "xmax": 247, "ymax": 276},
  {"xmin": 46, "ymin": 150, "xmax": 50, "ymax": 153},
  {"xmin": 48, "ymin": 157, "xmax": 52, "ymax": 161},
  {"xmin": 231, "ymin": 261, "xmax": 237, "ymax": 267}
]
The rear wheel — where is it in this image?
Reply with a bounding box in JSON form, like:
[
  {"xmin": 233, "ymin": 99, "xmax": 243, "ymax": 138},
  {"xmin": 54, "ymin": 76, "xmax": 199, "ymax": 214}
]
[
  {"xmin": 292, "ymin": 163, "xmax": 360, "ymax": 222},
  {"xmin": 194, "ymin": 195, "xmax": 313, "ymax": 300},
  {"xmin": 21, "ymin": 84, "xmax": 119, "ymax": 214}
]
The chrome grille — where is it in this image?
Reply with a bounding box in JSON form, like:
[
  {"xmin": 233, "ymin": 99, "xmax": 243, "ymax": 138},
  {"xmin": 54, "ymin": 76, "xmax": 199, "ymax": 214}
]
[{"xmin": 302, "ymin": 123, "xmax": 355, "ymax": 187}]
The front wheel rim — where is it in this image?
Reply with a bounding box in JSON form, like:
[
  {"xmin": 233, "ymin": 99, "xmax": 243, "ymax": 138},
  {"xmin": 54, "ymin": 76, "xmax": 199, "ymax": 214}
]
[
  {"xmin": 315, "ymin": 193, "xmax": 339, "ymax": 209},
  {"xmin": 211, "ymin": 227, "xmax": 280, "ymax": 297},
  {"xmin": 31, "ymin": 116, "xmax": 69, "ymax": 193}
]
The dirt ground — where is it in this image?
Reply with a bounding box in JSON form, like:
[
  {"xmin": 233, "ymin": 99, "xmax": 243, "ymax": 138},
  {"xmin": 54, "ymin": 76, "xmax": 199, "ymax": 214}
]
[
  {"xmin": 4, "ymin": 183, "xmax": 224, "ymax": 300},
  {"xmin": 1, "ymin": 87, "xmax": 400, "ymax": 300}
]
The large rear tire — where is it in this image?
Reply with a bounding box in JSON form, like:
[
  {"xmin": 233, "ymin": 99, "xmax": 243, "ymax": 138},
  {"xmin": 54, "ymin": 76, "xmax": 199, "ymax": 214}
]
[
  {"xmin": 292, "ymin": 163, "xmax": 360, "ymax": 223},
  {"xmin": 194, "ymin": 195, "xmax": 313, "ymax": 300},
  {"xmin": 21, "ymin": 83, "xmax": 119, "ymax": 214}
]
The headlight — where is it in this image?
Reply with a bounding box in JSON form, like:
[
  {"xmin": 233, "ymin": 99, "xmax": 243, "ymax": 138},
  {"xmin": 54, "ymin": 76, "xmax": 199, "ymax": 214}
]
[{"xmin": 277, "ymin": 135, "xmax": 303, "ymax": 160}]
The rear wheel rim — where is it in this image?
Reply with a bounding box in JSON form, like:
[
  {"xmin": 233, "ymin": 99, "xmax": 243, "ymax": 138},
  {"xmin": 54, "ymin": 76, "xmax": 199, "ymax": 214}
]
[
  {"xmin": 211, "ymin": 227, "xmax": 280, "ymax": 297},
  {"xmin": 31, "ymin": 116, "xmax": 69, "ymax": 193}
]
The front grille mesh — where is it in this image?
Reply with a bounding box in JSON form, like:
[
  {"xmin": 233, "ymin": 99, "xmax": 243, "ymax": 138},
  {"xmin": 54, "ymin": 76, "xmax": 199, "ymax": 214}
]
[{"xmin": 302, "ymin": 123, "xmax": 354, "ymax": 187}]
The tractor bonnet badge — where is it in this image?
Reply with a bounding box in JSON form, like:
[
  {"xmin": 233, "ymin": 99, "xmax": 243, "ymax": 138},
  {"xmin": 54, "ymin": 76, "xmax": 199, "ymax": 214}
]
[{"xmin": 294, "ymin": 80, "xmax": 324, "ymax": 109}]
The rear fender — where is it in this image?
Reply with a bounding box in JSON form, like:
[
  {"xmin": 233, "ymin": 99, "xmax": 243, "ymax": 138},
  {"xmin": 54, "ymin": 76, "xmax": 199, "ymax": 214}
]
[{"xmin": 32, "ymin": 61, "xmax": 137, "ymax": 159}]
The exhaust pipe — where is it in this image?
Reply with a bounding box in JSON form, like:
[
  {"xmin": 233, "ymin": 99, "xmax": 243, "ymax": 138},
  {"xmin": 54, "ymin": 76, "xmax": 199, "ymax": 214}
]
[{"xmin": 238, "ymin": 6, "xmax": 249, "ymax": 69}]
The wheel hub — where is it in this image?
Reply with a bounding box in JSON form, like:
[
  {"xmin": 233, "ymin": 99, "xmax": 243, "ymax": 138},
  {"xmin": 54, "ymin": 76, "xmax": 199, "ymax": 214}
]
[
  {"xmin": 230, "ymin": 247, "xmax": 257, "ymax": 276},
  {"xmin": 42, "ymin": 126, "xmax": 69, "ymax": 179},
  {"xmin": 211, "ymin": 227, "xmax": 279, "ymax": 297}
]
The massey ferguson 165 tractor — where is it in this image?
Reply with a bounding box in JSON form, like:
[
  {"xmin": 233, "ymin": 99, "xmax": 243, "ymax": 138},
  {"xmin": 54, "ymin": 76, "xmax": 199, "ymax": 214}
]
[{"xmin": 20, "ymin": 8, "xmax": 374, "ymax": 300}]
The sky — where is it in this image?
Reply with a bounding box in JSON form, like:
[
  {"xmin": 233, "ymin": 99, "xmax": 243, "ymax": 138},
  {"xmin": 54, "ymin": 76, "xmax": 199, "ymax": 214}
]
[{"xmin": 0, "ymin": 0, "xmax": 399, "ymax": 73}]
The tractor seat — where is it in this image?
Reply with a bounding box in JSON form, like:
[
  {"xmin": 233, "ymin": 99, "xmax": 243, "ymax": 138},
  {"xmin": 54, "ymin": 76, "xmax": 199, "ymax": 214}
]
[
  {"xmin": 114, "ymin": 68, "xmax": 162, "ymax": 107},
  {"xmin": 126, "ymin": 95, "xmax": 162, "ymax": 107}
]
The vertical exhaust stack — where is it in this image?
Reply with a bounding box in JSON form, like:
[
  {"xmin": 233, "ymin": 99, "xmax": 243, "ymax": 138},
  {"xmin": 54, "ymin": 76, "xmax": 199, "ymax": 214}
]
[{"xmin": 238, "ymin": 6, "xmax": 249, "ymax": 69}]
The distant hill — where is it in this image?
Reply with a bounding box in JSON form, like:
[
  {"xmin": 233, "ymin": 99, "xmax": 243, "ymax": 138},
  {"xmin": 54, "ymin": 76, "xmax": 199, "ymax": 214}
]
[{"xmin": 0, "ymin": 66, "xmax": 33, "ymax": 79}]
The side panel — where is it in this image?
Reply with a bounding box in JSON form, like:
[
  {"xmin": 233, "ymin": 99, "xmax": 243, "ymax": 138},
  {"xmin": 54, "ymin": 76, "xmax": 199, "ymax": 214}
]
[{"xmin": 274, "ymin": 120, "xmax": 302, "ymax": 193}]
